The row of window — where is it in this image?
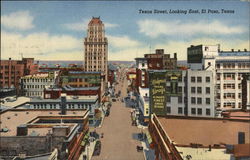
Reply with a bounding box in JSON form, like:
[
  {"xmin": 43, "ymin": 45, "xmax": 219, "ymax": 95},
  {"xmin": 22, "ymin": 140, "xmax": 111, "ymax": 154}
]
[
  {"xmin": 166, "ymin": 107, "xmax": 211, "ymax": 116},
  {"xmin": 191, "ymin": 97, "xmax": 211, "ymax": 105},
  {"xmin": 21, "ymin": 78, "xmax": 52, "ymax": 83},
  {"xmin": 217, "ymin": 102, "xmax": 241, "ymax": 108},
  {"xmin": 32, "ymin": 103, "xmax": 92, "ymax": 109},
  {"xmin": 216, "ymin": 63, "xmax": 250, "ymax": 69},
  {"xmin": 190, "ymin": 76, "xmax": 211, "ymax": 83},
  {"xmin": 191, "ymin": 108, "xmax": 211, "ymax": 115},
  {"xmin": 191, "ymin": 87, "xmax": 210, "ymax": 94},
  {"xmin": 217, "ymin": 83, "xmax": 241, "ymax": 89},
  {"xmin": 24, "ymin": 85, "xmax": 46, "ymax": 89}
]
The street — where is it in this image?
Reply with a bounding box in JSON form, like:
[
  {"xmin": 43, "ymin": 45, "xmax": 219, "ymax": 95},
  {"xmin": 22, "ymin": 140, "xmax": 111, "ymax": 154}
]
[{"xmin": 91, "ymin": 69, "xmax": 144, "ymax": 160}]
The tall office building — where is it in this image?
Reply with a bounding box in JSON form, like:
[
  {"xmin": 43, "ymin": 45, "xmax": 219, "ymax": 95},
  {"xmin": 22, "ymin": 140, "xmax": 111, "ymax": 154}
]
[{"xmin": 84, "ymin": 17, "xmax": 108, "ymax": 83}]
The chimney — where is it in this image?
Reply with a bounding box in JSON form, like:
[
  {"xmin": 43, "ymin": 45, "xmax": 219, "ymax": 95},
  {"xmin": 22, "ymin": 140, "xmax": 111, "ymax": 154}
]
[
  {"xmin": 231, "ymin": 49, "xmax": 234, "ymax": 52},
  {"xmin": 174, "ymin": 53, "xmax": 177, "ymax": 59}
]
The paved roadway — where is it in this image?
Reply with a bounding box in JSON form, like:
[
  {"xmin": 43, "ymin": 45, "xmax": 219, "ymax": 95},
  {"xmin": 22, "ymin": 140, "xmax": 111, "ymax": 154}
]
[{"xmin": 92, "ymin": 69, "xmax": 144, "ymax": 160}]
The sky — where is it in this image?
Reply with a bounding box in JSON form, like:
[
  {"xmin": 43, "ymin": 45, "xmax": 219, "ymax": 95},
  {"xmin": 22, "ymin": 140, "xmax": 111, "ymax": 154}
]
[{"xmin": 1, "ymin": 0, "xmax": 249, "ymax": 61}]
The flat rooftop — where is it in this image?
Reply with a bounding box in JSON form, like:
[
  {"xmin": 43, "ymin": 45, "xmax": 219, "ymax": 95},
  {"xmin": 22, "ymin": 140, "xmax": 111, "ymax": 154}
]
[
  {"xmin": 1, "ymin": 97, "xmax": 30, "ymax": 108},
  {"xmin": 0, "ymin": 109, "xmax": 87, "ymax": 136},
  {"xmin": 158, "ymin": 117, "xmax": 250, "ymax": 146},
  {"xmin": 177, "ymin": 147, "xmax": 230, "ymax": 160}
]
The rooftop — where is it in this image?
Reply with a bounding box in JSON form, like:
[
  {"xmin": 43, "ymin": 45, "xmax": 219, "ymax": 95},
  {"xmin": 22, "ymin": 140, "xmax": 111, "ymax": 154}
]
[
  {"xmin": 1, "ymin": 97, "xmax": 30, "ymax": 108},
  {"xmin": 158, "ymin": 116, "xmax": 250, "ymax": 146},
  {"xmin": 89, "ymin": 17, "xmax": 103, "ymax": 25},
  {"xmin": 176, "ymin": 147, "xmax": 230, "ymax": 160},
  {"xmin": 0, "ymin": 109, "xmax": 87, "ymax": 136}
]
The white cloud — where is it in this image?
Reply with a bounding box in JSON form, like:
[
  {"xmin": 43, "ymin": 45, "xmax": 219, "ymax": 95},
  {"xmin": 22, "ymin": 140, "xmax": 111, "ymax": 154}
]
[
  {"xmin": 105, "ymin": 23, "xmax": 119, "ymax": 28},
  {"xmin": 107, "ymin": 35, "xmax": 141, "ymax": 48},
  {"xmin": 64, "ymin": 20, "xmax": 118, "ymax": 31},
  {"xmin": 1, "ymin": 31, "xmax": 81, "ymax": 60},
  {"xmin": 64, "ymin": 20, "xmax": 88, "ymax": 31},
  {"xmin": 109, "ymin": 47, "xmax": 149, "ymax": 61},
  {"xmin": 1, "ymin": 11, "xmax": 34, "ymax": 30},
  {"xmin": 138, "ymin": 19, "xmax": 246, "ymax": 38},
  {"xmin": 154, "ymin": 38, "xmax": 249, "ymax": 60}
]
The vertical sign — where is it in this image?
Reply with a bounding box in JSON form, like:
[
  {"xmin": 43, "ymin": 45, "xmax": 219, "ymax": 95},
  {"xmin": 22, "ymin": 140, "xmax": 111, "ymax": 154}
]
[{"xmin": 149, "ymin": 71, "xmax": 166, "ymax": 115}]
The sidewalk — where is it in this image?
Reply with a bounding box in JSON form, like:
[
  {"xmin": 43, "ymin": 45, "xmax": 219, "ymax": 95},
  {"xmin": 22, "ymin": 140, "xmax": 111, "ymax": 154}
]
[{"xmin": 79, "ymin": 140, "xmax": 97, "ymax": 160}]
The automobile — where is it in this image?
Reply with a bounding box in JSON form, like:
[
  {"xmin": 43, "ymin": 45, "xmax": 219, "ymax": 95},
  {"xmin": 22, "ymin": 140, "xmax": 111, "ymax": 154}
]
[
  {"xmin": 136, "ymin": 145, "xmax": 143, "ymax": 152},
  {"xmin": 93, "ymin": 140, "xmax": 101, "ymax": 156},
  {"xmin": 105, "ymin": 110, "xmax": 110, "ymax": 117},
  {"xmin": 112, "ymin": 98, "xmax": 116, "ymax": 102}
]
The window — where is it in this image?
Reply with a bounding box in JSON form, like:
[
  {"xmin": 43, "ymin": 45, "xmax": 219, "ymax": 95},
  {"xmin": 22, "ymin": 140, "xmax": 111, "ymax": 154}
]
[
  {"xmin": 178, "ymin": 96, "xmax": 182, "ymax": 103},
  {"xmin": 197, "ymin": 77, "xmax": 202, "ymax": 83},
  {"xmin": 191, "ymin": 108, "xmax": 196, "ymax": 115},
  {"xmin": 206, "ymin": 77, "xmax": 210, "ymax": 83},
  {"xmin": 191, "ymin": 87, "xmax": 196, "ymax": 93},
  {"xmin": 223, "ymin": 73, "xmax": 235, "ymax": 80},
  {"xmin": 216, "ymin": 84, "xmax": 220, "ymax": 90},
  {"xmin": 206, "ymin": 87, "xmax": 210, "ymax": 94},
  {"xmin": 238, "ymin": 84, "xmax": 242, "ymax": 89},
  {"xmin": 167, "ymin": 96, "xmax": 171, "ymax": 102},
  {"xmin": 223, "ymin": 84, "xmax": 235, "ymax": 89},
  {"xmin": 238, "ymin": 93, "xmax": 242, "ymax": 99},
  {"xmin": 191, "ymin": 97, "xmax": 196, "ymax": 104},
  {"xmin": 197, "ymin": 108, "xmax": 202, "ymax": 115},
  {"xmin": 178, "ymin": 87, "xmax": 182, "ymax": 93},
  {"xmin": 217, "ymin": 73, "xmax": 221, "ymax": 80},
  {"xmin": 206, "ymin": 109, "xmax": 211, "ymax": 115},
  {"xmin": 191, "ymin": 77, "xmax": 195, "ymax": 82},
  {"xmin": 178, "ymin": 107, "xmax": 183, "ymax": 114},
  {"xmin": 197, "ymin": 87, "xmax": 202, "ymax": 94},
  {"xmin": 197, "ymin": 97, "xmax": 202, "ymax": 104},
  {"xmin": 206, "ymin": 98, "xmax": 210, "ymax": 104},
  {"xmin": 178, "ymin": 76, "xmax": 182, "ymax": 82},
  {"xmin": 224, "ymin": 93, "xmax": 235, "ymax": 99},
  {"xmin": 223, "ymin": 102, "xmax": 235, "ymax": 108},
  {"xmin": 166, "ymin": 107, "xmax": 171, "ymax": 114}
]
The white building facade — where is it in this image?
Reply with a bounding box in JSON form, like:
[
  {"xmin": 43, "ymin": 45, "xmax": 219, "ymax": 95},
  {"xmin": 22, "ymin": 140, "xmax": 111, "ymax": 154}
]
[
  {"xmin": 20, "ymin": 71, "xmax": 58, "ymax": 98},
  {"xmin": 187, "ymin": 44, "xmax": 250, "ymax": 110}
]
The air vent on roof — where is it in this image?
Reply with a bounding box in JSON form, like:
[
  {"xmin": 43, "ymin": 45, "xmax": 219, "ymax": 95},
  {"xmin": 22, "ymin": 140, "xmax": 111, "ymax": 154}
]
[
  {"xmin": 26, "ymin": 112, "xmax": 29, "ymax": 114},
  {"xmin": 73, "ymin": 112, "xmax": 76, "ymax": 114},
  {"xmin": 238, "ymin": 49, "xmax": 241, "ymax": 52},
  {"xmin": 15, "ymin": 113, "xmax": 18, "ymax": 116},
  {"xmin": 244, "ymin": 49, "xmax": 247, "ymax": 52},
  {"xmin": 7, "ymin": 116, "xmax": 10, "ymax": 119},
  {"xmin": 50, "ymin": 112, "xmax": 52, "ymax": 114}
]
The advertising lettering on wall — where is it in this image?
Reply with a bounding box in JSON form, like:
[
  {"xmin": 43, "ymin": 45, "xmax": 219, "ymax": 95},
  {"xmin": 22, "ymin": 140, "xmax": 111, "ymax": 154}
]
[
  {"xmin": 166, "ymin": 71, "xmax": 182, "ymax": 96},
  {"xmin": 149, "ymin": 71, "xmax": 166, "ymax": 115}
]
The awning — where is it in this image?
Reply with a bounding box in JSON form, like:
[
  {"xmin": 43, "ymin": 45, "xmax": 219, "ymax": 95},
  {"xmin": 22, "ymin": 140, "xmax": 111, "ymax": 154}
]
[
  {"xmin": 145, "ymin": 131, "xmax": 152, "ymax": 144},
  {"xmin": 81, "ymin": 133, "xmax": 90, "ymax": 146}
]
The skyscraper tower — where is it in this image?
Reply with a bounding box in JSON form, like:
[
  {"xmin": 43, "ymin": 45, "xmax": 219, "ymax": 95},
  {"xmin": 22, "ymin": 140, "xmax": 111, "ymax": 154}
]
[{"xmin": 84, "ymin": 17, "xmax": 108, "ymax": 83}]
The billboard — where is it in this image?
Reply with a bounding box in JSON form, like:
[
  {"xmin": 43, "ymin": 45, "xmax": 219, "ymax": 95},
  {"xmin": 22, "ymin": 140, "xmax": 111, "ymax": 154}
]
[
  {"xmin": 166, "ymin": 71, "xmax": 182, "ymax": 96},
  {"xmin": 149, "ymin": 71, "xmax": 166, "ymax": 116},
  {"xmin": 187, "ymin": 45, "xmax": 203, "ymax": 63}
]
